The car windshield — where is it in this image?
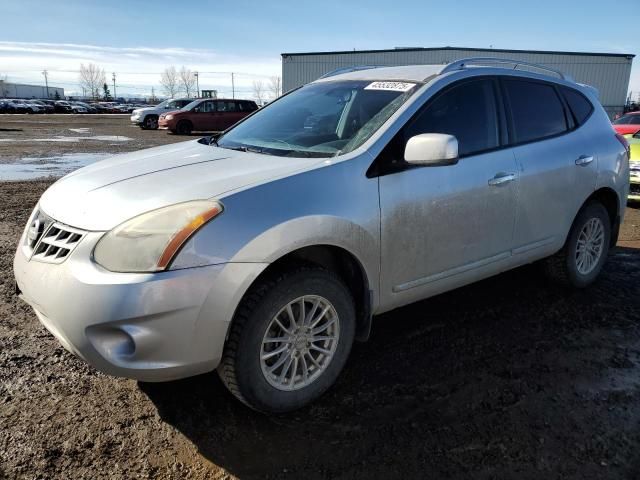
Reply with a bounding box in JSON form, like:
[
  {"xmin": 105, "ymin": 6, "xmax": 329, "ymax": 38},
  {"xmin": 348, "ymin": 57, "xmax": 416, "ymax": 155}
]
[
  {"xmin": 180, "ymin": 99, "xmax": 201, "ymax": 111},
  {"xmin": 216, "ymin": 80, "xmax": 420, "ymax": 158},
  {"xmin": 614, "ymin": 115, "xmax": 637, "ymax": 125}
]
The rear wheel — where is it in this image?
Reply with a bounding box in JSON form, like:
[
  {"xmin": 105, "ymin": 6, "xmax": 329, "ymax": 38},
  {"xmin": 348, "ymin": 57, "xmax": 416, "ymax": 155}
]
[
  {"xmin": 218, "ymin": 267, "xmax": 356, "ymax": 413},
  {"xmin": 142, "ymin": 115, "xmax": 158, "ymax": 130},
  {"xmin": 176, "ymin": 120, "xmax": 192, "ymax": 135},
  {"xmin": 544, "ymin": 201, "xmax": 611, "ymax": 288}
]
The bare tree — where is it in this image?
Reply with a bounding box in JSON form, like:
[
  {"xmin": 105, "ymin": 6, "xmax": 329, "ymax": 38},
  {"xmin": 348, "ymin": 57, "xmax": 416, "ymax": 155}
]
[
  {"xmin": 160, "ymin": 66, "xmax": 179, "ymax": 98},
  {"xmin": 268, "ymin": 76, "xmax": 282, "ymax": 99},
  {"xmin": 79, "ymin": 63, "xmax": 106, "ymax": 100},
  {"xmin": 252, "ymin": 80, "xmax": 265, "ymax": 104},
  {"xmin": 179, "ymin": 66, "xmax": 197, "ymax": 98}
]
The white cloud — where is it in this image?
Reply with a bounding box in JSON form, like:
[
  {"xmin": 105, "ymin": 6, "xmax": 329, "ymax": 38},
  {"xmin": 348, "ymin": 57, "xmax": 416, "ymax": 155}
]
[{"xmin": 0, "ymin": 41, "xmax": 281, "ymax": 98}]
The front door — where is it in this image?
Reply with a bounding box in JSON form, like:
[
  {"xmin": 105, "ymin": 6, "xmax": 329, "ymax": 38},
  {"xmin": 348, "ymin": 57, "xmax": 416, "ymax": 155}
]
[
  {"xmin": 192, "ymin": 100, "xmax": 217, "ymax": 131},
  {"xmin": 377, "ymin": 78, "xmax": 519, "ymax": 307}
]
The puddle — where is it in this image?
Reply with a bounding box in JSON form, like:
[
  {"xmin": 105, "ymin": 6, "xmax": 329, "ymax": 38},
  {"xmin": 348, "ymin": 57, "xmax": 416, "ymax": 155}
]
[
  {"xmin": 0, "ymin": 136, "xmax": 132, "ymax": 143},
  {"xmin": 0, "ymin": 153, "xmax": 116, "ymax": 181}
]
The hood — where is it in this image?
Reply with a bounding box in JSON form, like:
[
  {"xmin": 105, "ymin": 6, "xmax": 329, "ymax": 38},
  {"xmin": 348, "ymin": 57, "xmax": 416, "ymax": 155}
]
[
  {"xmin": 614, "ymin": 124, "xmax": 640, "ymax": 135},
  {"xmin": 40, "ymin": 140, "xmax": 324, "ymax": 231},
  {"xmin": 160, "ymin": 109, "xmax": 183, "ymax": 117},
  {"xmin": 135, "ymin": 106, "xmax": 158, "ymax": 114}
]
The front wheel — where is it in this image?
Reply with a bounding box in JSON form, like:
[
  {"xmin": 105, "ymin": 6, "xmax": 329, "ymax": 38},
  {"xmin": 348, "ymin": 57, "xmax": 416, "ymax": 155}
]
[
  {"xmin": 544, "ymin": 201, "xmax": 611, "ymax": 288},
  {"xmin": 175, "ymin": 120, "xmax": 192, "ymax": 135},
  {"xmin": 218, "ymin": 268, "xmax": 355, "ymax": 413},
  {"xmin": 142, "ymin": 115, "xmax": 158, "ymax": 130}
]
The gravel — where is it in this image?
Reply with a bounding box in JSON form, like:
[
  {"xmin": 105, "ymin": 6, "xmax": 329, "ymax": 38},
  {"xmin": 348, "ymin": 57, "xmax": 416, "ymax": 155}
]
[{"xmin": 1, "ymin": 115, "xmax": 640, "ymax": 479}]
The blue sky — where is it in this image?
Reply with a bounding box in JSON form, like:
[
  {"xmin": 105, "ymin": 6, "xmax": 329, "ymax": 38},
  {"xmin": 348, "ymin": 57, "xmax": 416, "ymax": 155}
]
[{"xmin": 1, "ymin": 0, "xmax": 639, "ymax": 98}]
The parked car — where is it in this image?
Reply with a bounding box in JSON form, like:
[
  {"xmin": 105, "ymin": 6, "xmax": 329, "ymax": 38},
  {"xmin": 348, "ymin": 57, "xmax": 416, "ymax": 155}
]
[
  {"xmin": 8, "ymin": 99, "xmax": 34, "ymax": 113},
  {"xmin": 89, "ymin": 103, "xmax": 111, "ymax": 113},
  {"xmin": 0, "ymin": 100, "xmax": 18, "ymax": 113},
  {"xmin": 13, "ymin": 59, "xmax": 629, "ymax": 413},
  {"xmin": 626, "ymin": 133, "xmax": 640, "ymax": 201},
  {"xmin": 131, "ymin": 98, "xmax": 194, "ymax": 129},
  {"xmin": 158, "ymin": 98, "xmax": 258, "ymax": 134},
  {"xmin": 72, "ymin": 101, "xmax": 97, "ymax": 113},
  {"xmin": 54, "ymin": 101, "xmax": 73, "ymax": 113},
  {"xmin": 612, "ymin": 111, "xmax": 640, "ymax": 136},
  {"xmin": 22, "ymin": 100, "xmax": 46, "ymax": 113},
  {"xmin": 29, "ymin": 100, "xmax": 55, "ymax": 113}
]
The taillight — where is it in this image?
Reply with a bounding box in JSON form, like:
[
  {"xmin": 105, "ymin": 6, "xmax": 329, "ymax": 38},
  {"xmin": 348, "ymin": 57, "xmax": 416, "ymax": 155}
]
[{"xmin": 615, "ymin": 133, "xmax": 631, "ymax": 156}]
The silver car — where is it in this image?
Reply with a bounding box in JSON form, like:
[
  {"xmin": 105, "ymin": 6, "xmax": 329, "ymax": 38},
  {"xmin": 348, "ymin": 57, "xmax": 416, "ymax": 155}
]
[{"xmin": 14, "ymin": 58, "xmax": 630, "ymax": 412}]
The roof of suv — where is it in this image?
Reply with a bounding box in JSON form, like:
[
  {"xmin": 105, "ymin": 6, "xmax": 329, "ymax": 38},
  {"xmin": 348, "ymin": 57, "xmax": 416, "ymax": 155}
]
[{"xmin": 313, "ymin": 58, "xmax": 577, "ymax": 85}]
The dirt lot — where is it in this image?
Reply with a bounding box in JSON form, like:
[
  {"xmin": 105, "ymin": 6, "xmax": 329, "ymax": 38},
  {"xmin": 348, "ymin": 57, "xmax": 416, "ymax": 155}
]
[{"xmin": 1, "ymin": 115, "xmax": 640, "ymax": 479}]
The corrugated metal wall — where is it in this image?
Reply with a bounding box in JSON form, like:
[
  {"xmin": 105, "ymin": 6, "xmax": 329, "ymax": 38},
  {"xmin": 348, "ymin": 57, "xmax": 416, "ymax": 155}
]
[{"xmin": 282, "ymin": 48, "xmax": 633, "ymax": 118}]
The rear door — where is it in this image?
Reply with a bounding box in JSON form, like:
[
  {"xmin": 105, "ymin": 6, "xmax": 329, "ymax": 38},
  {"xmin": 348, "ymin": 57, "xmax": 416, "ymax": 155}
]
[
  {"xmin": 215, "ymin": 100, "xmax": 245, "ymax": 130},
  {"xmin": 502, "ymin": 78, "xmax": 598, "ymax": 255}
]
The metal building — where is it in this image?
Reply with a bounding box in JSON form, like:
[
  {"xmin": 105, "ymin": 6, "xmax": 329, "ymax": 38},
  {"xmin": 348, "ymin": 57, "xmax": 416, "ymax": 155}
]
[
  {"xmin": 0, "ymin": 82, "xmax": 64, "ymax": 100},
  {"xmin": 281, "ymin": 46, "xmax": 634, "ymax": 118}
]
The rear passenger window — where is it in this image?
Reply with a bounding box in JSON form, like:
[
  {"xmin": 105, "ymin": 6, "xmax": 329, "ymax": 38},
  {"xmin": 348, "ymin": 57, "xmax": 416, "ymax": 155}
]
[
  {"xmin": 403, "ymin": 79, "xmax": 499, "ymax": 156},
  {"xmin": 561, "ymin": 87, "xmax": 593, "ymax": 125},
  {"xmin": 504, "ymin": 80, "xmax": 567, "ymax": 144}
]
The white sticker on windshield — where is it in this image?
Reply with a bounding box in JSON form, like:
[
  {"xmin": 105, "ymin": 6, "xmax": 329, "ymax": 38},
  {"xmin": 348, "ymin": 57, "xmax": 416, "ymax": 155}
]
[{"xmin": 364, "ymin": 81, "xmax": 415, "ymax": 92}]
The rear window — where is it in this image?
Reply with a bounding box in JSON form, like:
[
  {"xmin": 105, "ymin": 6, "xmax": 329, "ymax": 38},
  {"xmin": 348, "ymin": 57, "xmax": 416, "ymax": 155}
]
[
  {"xmin": 562, "ymin": 87, "xmax": 593, "ymax": 125},
  {"xmin": 504, "ymin": 79, "xmax": 567, "ymax": 144},
  {"xmin": 240, "ymin": 101, "xmax": 258, "ymax": 112}
]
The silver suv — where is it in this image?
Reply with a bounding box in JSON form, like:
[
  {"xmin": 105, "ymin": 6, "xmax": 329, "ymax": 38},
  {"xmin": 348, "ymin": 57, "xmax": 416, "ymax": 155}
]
[{"xmin": 14, "ymin": 58, "xmax": 630, "ymax": 412}]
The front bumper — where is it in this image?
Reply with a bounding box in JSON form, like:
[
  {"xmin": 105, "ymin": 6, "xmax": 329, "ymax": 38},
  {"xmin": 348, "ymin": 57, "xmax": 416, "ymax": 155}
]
[
  {"xmin": 158, "ymin": 118, "xmax": 174, "ymax": 130},
  {"xmin": 14, "ymin": 228, "xmax": 267, "ymax": 382},
  {"xmin": 130, "ymin": 114, "xmax": 142, "ymax": 125}
]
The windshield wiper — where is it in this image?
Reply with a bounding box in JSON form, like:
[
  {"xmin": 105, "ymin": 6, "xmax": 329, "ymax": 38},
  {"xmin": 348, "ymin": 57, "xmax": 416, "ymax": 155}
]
[{"xmin": 219, "ymin": 144, "xmax": 265, "ymax": 154}]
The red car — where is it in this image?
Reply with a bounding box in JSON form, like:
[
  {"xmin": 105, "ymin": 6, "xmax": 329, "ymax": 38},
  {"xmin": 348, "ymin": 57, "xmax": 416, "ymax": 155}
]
[
  {"xmin": 612, "ymin": 111, "xmax": 640, "ymax": 135},
  {"xmin": 158, "ymin": 98, "xmax": 258, "ymax": 135}
]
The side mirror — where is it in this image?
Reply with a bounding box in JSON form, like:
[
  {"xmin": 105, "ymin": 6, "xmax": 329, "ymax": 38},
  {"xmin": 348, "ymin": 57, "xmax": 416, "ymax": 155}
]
[{"xmin": 404, "ymin": 133, "xmax": 459, "ymax": 166}]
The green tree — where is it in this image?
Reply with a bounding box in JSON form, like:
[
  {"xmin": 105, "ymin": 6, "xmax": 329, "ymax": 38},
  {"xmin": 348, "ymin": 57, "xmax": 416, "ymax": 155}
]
[{"xmin": 103, "ymin": 83, "xmax": 112, "ymax": 101}]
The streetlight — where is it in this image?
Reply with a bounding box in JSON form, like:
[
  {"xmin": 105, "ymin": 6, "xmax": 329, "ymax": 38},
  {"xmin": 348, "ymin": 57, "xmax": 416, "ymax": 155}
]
[{"xmin": 41, "ymin": 70, "xmax": 49, "ymax": 98}]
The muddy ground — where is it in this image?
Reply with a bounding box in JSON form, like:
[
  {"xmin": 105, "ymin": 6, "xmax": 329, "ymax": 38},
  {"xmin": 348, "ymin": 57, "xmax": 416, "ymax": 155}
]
[{"xmin": 1, "ymin": 115, "xmax": 640, "ymax": 479}]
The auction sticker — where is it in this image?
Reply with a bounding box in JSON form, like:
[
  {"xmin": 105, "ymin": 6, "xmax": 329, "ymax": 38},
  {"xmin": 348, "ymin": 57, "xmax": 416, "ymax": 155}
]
[{"xmin": 364, "ymin": 81, "xmax": 415, "ymax": 92}]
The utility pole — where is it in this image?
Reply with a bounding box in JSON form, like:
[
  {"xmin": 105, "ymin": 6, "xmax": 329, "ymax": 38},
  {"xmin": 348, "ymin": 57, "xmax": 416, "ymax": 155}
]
[
  {"xmin": 41, "ymin": 70, "xmax": 49, "ymax": 98},
  {"xmin": 194, "ymin": 71, "xmax": 199, "ymax": 97},
  {"xmin": 112, "ymin": 72, "xmax": 117, "ymax": 99},
  {"xmin": 231, "ymin": 72, "xmax": 235, "ymax": 99}
]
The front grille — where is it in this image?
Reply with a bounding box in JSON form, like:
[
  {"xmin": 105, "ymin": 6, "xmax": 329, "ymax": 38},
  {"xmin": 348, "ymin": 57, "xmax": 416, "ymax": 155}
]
[
  {"xmin": 25, "ymin": 210, "xmax": 86, "ymax": 264},
  {"xmin": 630, "ymin": 182, "xmax": 640, "ymax": 196}
]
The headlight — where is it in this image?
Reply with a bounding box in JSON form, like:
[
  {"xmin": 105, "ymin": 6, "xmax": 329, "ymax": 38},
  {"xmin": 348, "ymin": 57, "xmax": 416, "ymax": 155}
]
[
  {"xmin": 164, "ymin": 114, "xmax": 174, "ymax": 120},
  {"xmin": 93, "ymin": 200, "xmax": 223, "ymax": 273}
]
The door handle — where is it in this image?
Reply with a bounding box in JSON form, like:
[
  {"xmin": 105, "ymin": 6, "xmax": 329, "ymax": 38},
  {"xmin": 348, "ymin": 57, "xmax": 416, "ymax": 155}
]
[
  {"xmin": 488, "ymin": 173, "xmax": 516, "ymax": 186},
  {"xmin": 575, "ymin": 155, "xmax": 594, "ymax": 166}
]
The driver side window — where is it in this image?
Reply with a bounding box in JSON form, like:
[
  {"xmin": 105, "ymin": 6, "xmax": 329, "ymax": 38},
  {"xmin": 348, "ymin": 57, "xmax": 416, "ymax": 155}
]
[
  {"xmin": 404, "ymin": 79, "xmax": 499, "ymax": 156},
  {"xmin": 373, "ymin": 78, "xmax": 500, "ymax": 175}
]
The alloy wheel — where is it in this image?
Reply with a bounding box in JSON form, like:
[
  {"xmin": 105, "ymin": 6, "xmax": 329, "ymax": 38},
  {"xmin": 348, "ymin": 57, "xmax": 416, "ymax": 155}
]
[{"xmin": 260, "ymin": 295, "xmax": 340, "ymax": 391}]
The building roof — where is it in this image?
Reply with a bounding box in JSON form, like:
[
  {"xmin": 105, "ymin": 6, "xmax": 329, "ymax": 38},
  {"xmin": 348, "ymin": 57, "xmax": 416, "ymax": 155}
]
[
  {"xmin": 282, "ymin": 45, "xmax": 635, "ymax": 59},
  {"xmin": 314, "ymin": 65, "xmax": 443, "ymax": 83}
]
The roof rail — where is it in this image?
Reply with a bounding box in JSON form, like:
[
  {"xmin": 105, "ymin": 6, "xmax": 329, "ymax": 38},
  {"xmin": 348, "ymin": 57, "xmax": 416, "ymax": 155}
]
[
  {"xmin": 440, "ymin": 57, "xmax": 574, "ymax": 82},
  {"xmin": 319, "ymin": 65, "xmax": 383, "ymax": 79}
]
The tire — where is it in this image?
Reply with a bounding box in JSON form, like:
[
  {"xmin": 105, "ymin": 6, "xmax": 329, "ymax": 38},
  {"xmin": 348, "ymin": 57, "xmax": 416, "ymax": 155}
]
[
  {"xmin": 544, "ymin": 201, "xmax": 611, "ymax": 288},
  {"xmin": 176, "ymin": 120, "xmax": 192, "ymax": 135},
  {"xmin": 218, "ymin": 267, "xmax": 356, "ymax": 413},
  {"xmin": 142, "ymin": 115, "xmax": 158, "ymax": 130}
]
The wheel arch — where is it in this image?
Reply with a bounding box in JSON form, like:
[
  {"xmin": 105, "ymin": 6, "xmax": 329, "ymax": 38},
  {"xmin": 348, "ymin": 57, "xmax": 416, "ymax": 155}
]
[
  {"xmin": 231, "ymin": 244, "xmax": 373, "ymax": 343},
  {"xmin": 584, "ymin": 187, "xmax": 620, "ymax": 247}
]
